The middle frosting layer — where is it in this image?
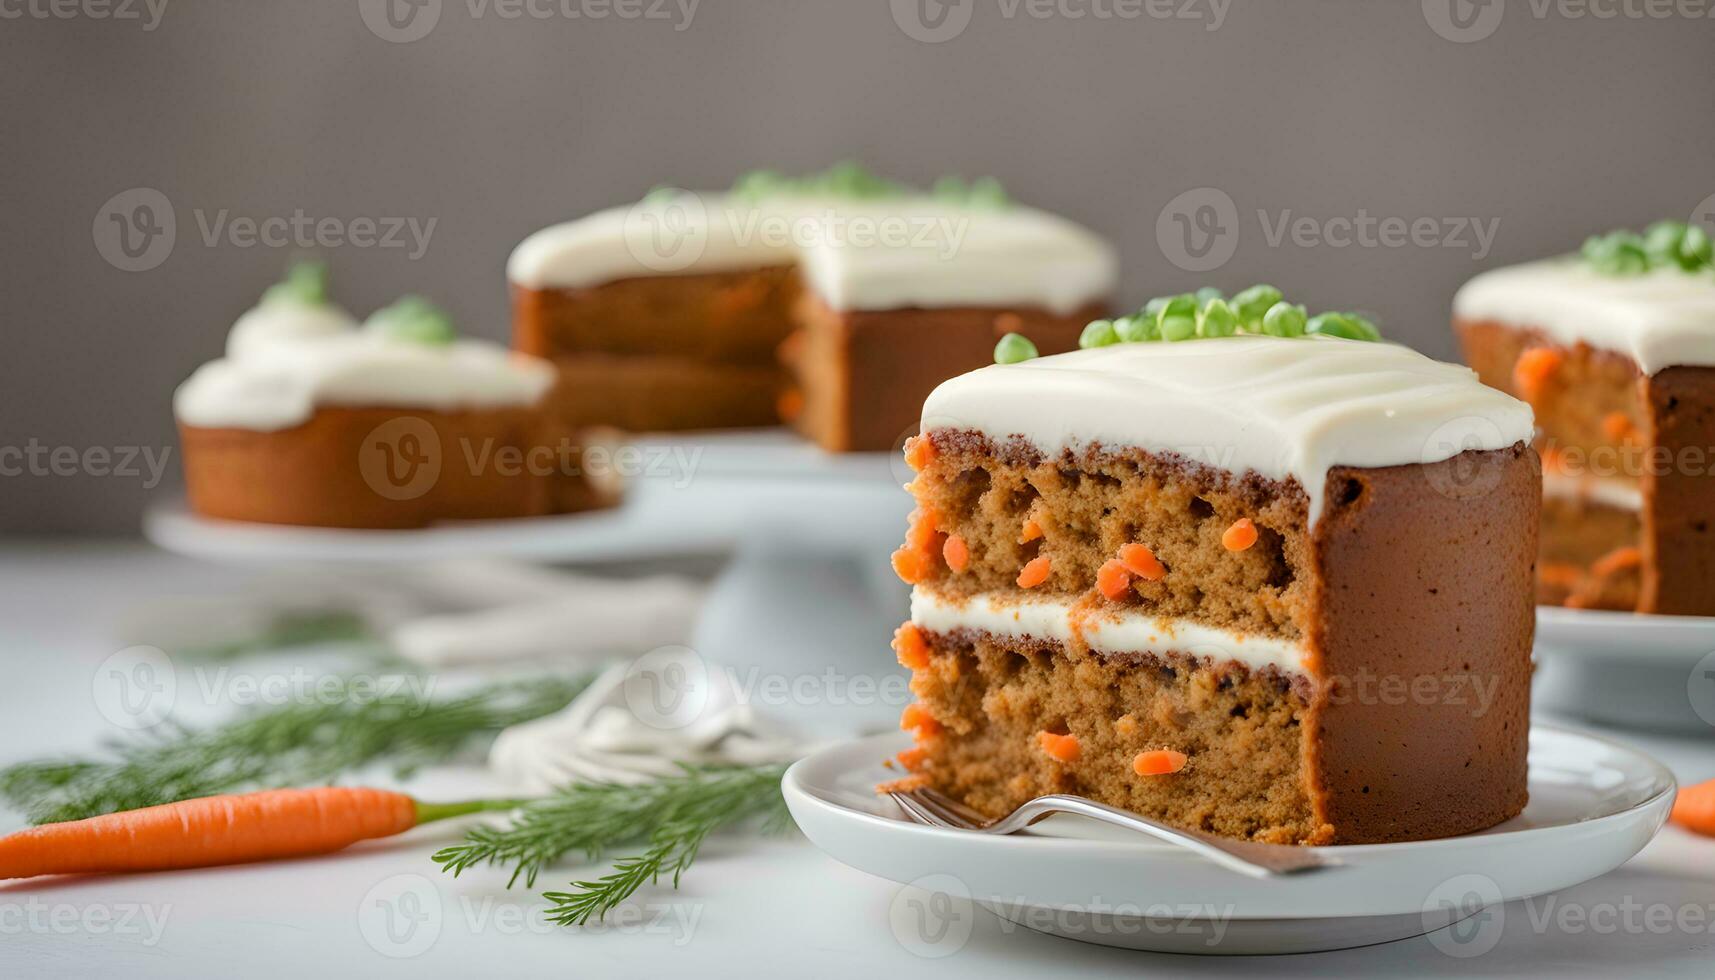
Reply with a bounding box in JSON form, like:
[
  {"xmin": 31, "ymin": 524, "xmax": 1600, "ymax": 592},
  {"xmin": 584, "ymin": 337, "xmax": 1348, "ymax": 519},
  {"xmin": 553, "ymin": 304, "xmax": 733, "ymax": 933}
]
[{"xmin": 921, "ymin": 336, "xmax": 1534, "ymax": 525}]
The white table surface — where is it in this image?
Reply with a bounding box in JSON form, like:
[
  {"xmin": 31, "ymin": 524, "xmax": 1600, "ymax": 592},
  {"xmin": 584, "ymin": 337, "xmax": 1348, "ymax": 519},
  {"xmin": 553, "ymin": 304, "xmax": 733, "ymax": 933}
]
[{"xmin": 5, "ymin": 541, "xmax": 1715, "ymax": 978}]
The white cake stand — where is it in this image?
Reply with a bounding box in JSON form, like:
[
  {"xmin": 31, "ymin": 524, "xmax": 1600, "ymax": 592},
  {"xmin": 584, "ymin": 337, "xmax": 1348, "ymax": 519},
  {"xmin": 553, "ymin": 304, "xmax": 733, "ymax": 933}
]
[{"xmin": 144, "ymin": 430, "xmax": 913, "ymax": 738}]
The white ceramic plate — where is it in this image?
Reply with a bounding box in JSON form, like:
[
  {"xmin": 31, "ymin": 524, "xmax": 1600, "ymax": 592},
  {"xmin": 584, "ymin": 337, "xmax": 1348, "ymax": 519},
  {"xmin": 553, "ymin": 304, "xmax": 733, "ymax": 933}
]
[
  {"xmin": 784, "ymin": 728, "xmax": 1675, "ymax": 954},
  {"xmin": 1535, "ymin": 606, "xmax": 1715, "ymax": 733}
]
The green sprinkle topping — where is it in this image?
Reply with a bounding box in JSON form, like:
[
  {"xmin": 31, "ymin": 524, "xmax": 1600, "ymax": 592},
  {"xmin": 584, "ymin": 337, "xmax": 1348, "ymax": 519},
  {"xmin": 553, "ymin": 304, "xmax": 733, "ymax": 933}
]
[
  {"xmin": 367, "ymin": 295, "xmax": 457, "ymax": 346},
  {"xmin": 1078, "ymin": 285, "xmax": 1381, "ymax": 351},
  {"xmin": 1584, "ymin": 220, "xmax": 1714, "ymax": 277},
  {"xmin": 261, "ymin": 259, "xmax": 331, "ymax": 307},
  {"xmin": 994, "ymin": 332, "xmax": 1039, "ymax": 364},
  {"xmin": 1080, "ymin": 319, "xmax": 1120, "ymax": 349}
]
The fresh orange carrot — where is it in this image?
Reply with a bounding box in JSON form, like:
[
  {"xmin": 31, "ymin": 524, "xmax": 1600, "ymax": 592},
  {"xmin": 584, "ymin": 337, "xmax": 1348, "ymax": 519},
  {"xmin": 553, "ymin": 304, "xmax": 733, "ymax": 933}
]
[
  {"xmin": 1037, "ymin": 731, "xmax": 1080, "ymax": 763},
  {"xmin": 1222, "ymin": 518, "xmax": 1258, "ymax": 552},
  {"xmin": 1016, "ymin": 555, "xmax": 1052, "ymax": 588},
  {"xmin": 904, "ymin": 436, "xmax": 936, "ymax": 471},
  {"xmin": 942, "ymin": 534, "xmax": 971, "ymax": 573},
  {"xmin": 1671, "ymin": 779, "xmax": 1715, "ymax": 836},
  {"xmin": 1118, "ymin": 543, "xmax": 1166, "ymax": 581},
  {"xmin": 0, "ymin": 787, "xmax": 510, "ymax": 880},
  {"xmin": 1096, "ymin": 559, "xmax": 1133, "ymax": 600},
  {"xmin": 1512, "ymin": 347, "xmax": 1563, "ymax": 403},
  {"xmin": 1019, "ymin": 518, "xmax": 1044, "ymax": 543},
  {"xmin": 1133, "ymin": 749, "xmax": 1188, "ymax": 776},
  {"xmin": 894, "ymin": 622, "xmax": 931, "ymax": 670}
]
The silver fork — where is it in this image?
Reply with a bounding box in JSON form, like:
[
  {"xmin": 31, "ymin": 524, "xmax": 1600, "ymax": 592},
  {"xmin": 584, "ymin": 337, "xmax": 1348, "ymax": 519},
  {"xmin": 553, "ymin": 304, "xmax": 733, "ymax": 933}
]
[{"xmin": 888, "ymin": 788, "xmax": 1337, "ymax": 878}]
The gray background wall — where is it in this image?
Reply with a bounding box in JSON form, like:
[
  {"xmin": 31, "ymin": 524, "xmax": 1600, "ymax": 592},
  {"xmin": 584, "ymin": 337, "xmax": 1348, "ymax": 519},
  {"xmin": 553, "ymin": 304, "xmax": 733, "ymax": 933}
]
[{"xmin": 3, "ymin": 0, "xmax": 1712, "ymax": 534}]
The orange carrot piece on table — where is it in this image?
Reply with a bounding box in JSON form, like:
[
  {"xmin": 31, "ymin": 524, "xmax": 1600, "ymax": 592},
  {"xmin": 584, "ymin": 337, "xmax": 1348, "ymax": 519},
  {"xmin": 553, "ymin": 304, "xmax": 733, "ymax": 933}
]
[
  {"xmin": 1672, "ymin": 779, "xmax": 1715, "ymax": 836},
  {"xmin": 1096, "ymin": 559, "xmax": 1133, "ymax": 600},
  {"xmin": 1133, "ymin": 750, "xmax": 1189, "ymax": 776},
  {"xmin": 942, "ymin": 534, "xmax": 970, "ymax": 573},
  {"xmin": 1016, "ymin": 556, "xmax": 1052, "ymax": 588},
  {"xmin": 1222, "ymin": 518, "xmax": 1258, "ymax": 552},
  {"xmin": 1118, "ymin": 543, "xmax": 1166, "ymax": 580},
  {"xmin": 1512, "ymin": 347, "xmax": 1563, "ymax": 402},
  {"xmin": 894, "ymin": 622, "xmax": 931, "ymax": 670},
  {"xmin": 0, "ymin": 787, "xmax": 429, "ymax": 880},
  {"xmin": 1037, "ymin": 731, "xmax": 1080, "ymax": 763}
]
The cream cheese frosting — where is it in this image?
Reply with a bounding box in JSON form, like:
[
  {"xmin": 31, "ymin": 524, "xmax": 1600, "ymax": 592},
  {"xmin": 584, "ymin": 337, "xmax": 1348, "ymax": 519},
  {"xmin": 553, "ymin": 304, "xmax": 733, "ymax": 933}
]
[
  {"xmin": 910, "ymin": 588, "xmax": 1310, "ymax": 677},
  {"xmin": 175, "ymin": 300, "xmax": 555, "ymax": 432},
  {"xmin": 921, "ymin": 336, "xmax": 1534, "ymax": 526},
  {"xmin": 1453, "ymin": 258, "xmax": 1715, "ymax": 374},
  {"xmin": 506, "ymin": 192, "xmax": 1116, "ymax": 316}
]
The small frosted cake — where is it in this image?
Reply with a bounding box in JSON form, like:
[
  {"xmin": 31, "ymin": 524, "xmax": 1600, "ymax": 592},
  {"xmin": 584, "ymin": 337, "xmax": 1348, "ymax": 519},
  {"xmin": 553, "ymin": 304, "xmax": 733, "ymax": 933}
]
[
  {"xmin": 1456, "ymin": 220, "xmax": 1715, "ymax": 613},
  {"xmin": 175, "ymin": 265, "xmax": 615, "ymax": 528},
  {"xmin": 888, "ymin": 289, "xmax": 1538, "ymax": 845},
  {"xmin": 508, "ymin": 164, "xmax": 1116, "ymax": 451}
]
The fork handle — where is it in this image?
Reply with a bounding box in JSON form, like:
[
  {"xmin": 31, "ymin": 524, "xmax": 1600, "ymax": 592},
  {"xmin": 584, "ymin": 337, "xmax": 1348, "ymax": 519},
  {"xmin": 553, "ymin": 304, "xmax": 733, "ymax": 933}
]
[{"xmin": 1017, "ymin": 796, "xmax": 1332, "ymax": 877}]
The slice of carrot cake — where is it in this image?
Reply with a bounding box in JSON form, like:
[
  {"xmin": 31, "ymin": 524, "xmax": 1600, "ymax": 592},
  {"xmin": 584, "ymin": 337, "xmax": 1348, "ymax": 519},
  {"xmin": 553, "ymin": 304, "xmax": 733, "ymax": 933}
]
[{"xmin": 888, "ymin": 288, "xmax": 1538, "ymax": 845}]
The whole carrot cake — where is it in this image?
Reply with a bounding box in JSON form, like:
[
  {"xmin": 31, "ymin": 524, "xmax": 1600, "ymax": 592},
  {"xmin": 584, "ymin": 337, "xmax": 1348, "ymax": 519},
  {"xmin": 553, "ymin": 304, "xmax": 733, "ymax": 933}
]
[
  {"xmin": 175, "ymin": 265, "xmax": 616, "ymax": 528},
  {"xmin": 507, "ymin": 164, "xmax": 1116, "ymax": 451},
  {"xmin": 1456, "ymin": 220, "xmax": 1715, "ymax": 614},
  {"xmin": 888, "ymin": 289, "xmax": 1538, "ymax": 845}
]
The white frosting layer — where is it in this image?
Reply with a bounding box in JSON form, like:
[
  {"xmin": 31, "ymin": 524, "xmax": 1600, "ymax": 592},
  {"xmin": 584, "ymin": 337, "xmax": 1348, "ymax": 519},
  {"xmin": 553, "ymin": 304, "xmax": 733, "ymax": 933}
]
[
  {"xmin": 1541, "ymin": 470, "xmax": 1643, "ymax": 512},
  {"xmin": 921, "ymin": 336, "xmax": 1534, "ymax": 525},
  {"xmin": 175, "ymin": 301, "xmax": 555, "ymax": 432},
  {"xmin": 507, "ymin": 193, "xmax": 1116, "ymax": 316},
  {"xmin": 910, "ymin": 588, "xmax": 1310, "ymax": 677},
  {"xmin": 1454, "ymin": 259, "xmax": 1715, "ymax": 374}
]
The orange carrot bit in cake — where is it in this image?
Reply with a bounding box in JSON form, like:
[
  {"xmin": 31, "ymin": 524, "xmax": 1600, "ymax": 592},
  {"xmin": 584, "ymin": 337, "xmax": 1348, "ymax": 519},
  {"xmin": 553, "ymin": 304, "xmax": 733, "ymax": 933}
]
[
  {"xmin": 905, "ymin": 506, "xmax": 941, "ymax": 552},
  {"xmin": 891, "ymin": 547, "xmax": 932, "ymax": 585},
  {"xmin": 1591, "ymin": 545, "xmax": 1643, "ymax": 577},
  {"xmin": 1601, "ymin": 411, "xmax": 1636, "ymax": 443},
  {"xmin": 1222, "ymin": 518, "xmax": 1258, "ymax": 552},
  {"xmin": 1096, "ymin": 559, "xmax": 1133, "ymax": 601},
  {"xmin": 1016, "ymin": 555, "xmax": 1052, "ymax": 588},
  {"xmin": 893, "ymin": 623, "xmax": 931, "ymax": 671},
  {"xmin": 942, "ymin": 534, "xmax": 971, "ymax": 573},
  {"xmin": 1117, "ymin": 543, "xmax": 1166, "ymax": 581},
  {"xmin": 897, "ymin": 746, "xmax": 929, "ymax": 772},
  {"xmin": 1671, "ymin": 779, "xmax": 1715, "ymax": 837},
  {"xmin": 1036, "ymin": 731, "xmax": 1080, "ymax": 764},
  {"xmin": 1019, "ymin": 518, "xmax": 1044, "ymax": 543},
  {"xmin": 904, "ymin": 436, "xmax": 937, "ymax": 472},
  {"xmin": 1133, "ymin": 749, "xmax": 1189, "ymax": 776},
  {"xmin": 776, "ymin": 388, "xmax": 804, "ymax": 422},
  {"xmin": 1512, "ymin": 347, "xmax": 1563, "ymax": 403},
  {"xmin": 900, "ymin": 703, "xmax": 941, "ymax": 736}
]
